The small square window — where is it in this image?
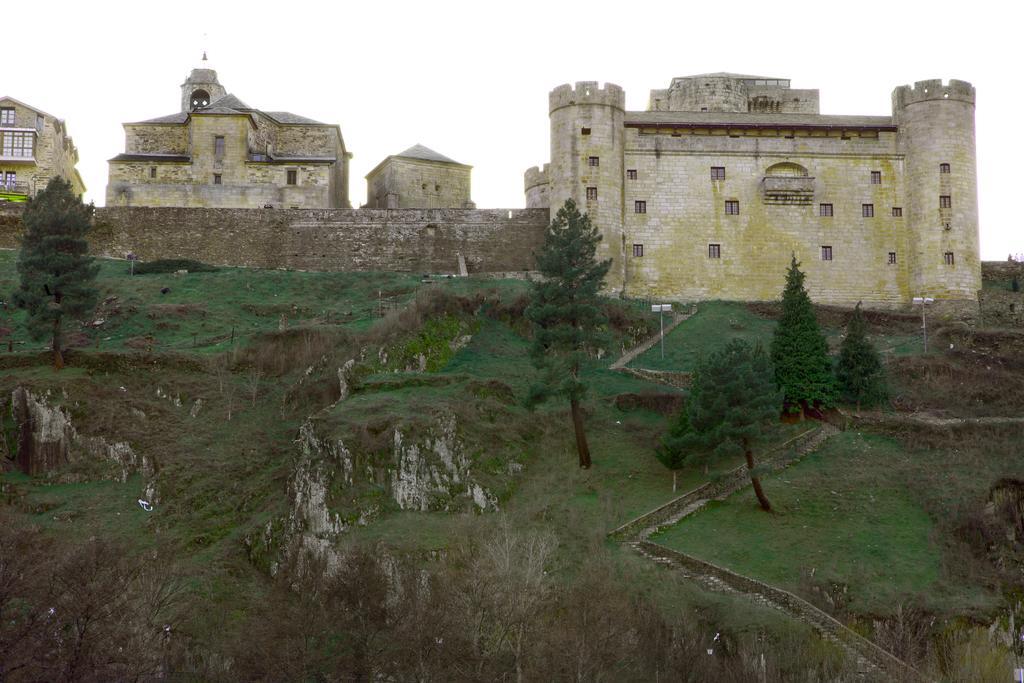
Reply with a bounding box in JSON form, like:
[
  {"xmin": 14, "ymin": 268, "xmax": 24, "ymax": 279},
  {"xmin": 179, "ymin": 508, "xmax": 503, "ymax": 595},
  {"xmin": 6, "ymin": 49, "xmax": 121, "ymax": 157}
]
[
  {"xmin": 821, "ymin": 246, "xmax": 833, "ymax": 261},
  {"xmin": 888, "ymin": 251, "xmax": 897, "ymax": 264},
  {"xmin": 725, "ymin": 200, "xmax": 739, "ymax": 215},
  {"xmin": 586, "ymin": 186, "xmax": 597, "ymax": 201},
  {"xmin": 213, "ymin": 173, "xmax": 222, "ymax": 185},
  {"xmin": 588, "ymin": 156, "xmax": 599, "ymax": 167},
  {"xmin": 632, "ymin": 244, "xmax": 644, "ymax": 257},
  {"xmin": 870, "ymin": 171, "xmax": 881, "ymax": 184},
  {"xmin": 892, "ymin": 207, "xmax": 903, "ymax": 217},
  {"xmin": 435, "ymin": 184, "xmax": 440, "ymax": 191},
  {"xmin": 862, "ymin": 204, "xmax": 874, "ymax": 218},
  {"xmin": 286, "ymin": 170, "xmax": 297, "ymax": 185},
  {"xmin": 944, "ymin": 251, "xmax": 955, "ymax": 265},
  {"xmin": 150, "ymin": 167, "xmax": 157, "ymax": 179},
  {"xmin": 711, "ymin": 166, "xmax": 725, "ymax": 180},
  {"xmin": 581, "ymin": 127, "xmax": 591, "ymax": 136},
  {"xmin": 634, "ymin": 200, "xmax": 646, "ymax": 214},
  {"xmin": 940, "ymin": 195, "xmax": 952, "ymax": 209},
  {"xmin": 708, "ymin": 244, "xmax": 721, "ymax": 259},
  {"xmin": 939, "ymin": 163, "xmax": 951, "ymax": 174},
  {"xmin": 0, "ymin": 108, "xmax": 14, "ymax": 126},
  {"xmin": 819, "ymin": 203, "xmax": 833, "ymax": 217},
  {"xmin": 626, "ymin": 169, "xmax": 637, "ymax": 180}
]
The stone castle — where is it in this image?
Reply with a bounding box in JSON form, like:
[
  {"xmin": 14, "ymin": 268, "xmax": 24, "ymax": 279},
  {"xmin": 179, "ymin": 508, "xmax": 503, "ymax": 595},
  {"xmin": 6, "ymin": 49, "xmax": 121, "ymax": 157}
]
[
  {"xmin": 526, "ymin": 73, "xmax": 980, "ymax": 311},
  {"xmin": 1, "ymin": 65, "xmax": 988, "ymax": 314}
]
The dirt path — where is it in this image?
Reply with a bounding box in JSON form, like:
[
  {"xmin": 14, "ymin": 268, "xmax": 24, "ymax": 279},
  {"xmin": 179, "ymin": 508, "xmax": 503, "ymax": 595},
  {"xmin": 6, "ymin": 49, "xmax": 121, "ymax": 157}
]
[
  {"xmin": 610, "ymin": 308, "xmax": 695, "ymax": 370},
  {"xmin": 609, "ymin": 424, "xmax": 925, "ymax": 681}
]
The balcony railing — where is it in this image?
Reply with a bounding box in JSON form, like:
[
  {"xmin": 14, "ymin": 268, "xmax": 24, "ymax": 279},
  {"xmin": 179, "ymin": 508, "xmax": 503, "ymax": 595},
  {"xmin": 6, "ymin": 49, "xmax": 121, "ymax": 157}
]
[{"xmin": 0, "ymin": 180, "xmax": 32, "ymax": 198}]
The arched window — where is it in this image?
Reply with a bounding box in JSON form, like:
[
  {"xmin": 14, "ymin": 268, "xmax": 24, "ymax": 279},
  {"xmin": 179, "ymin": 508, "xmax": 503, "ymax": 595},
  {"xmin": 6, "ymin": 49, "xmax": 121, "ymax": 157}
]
[
  {"xmin": 764, "ymin": 162, "xmax": 809, "ymax": 177},
  {"xmin": 190, "ymin": 89, "xmax": 211, "ymax": 110}
]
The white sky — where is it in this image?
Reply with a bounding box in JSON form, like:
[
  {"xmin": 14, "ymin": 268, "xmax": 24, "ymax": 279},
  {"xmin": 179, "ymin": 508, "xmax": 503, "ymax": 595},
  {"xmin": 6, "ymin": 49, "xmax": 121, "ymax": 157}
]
[{"xmin": 4, "ymin": 0, "xmax": 1019, "ymax": 259}]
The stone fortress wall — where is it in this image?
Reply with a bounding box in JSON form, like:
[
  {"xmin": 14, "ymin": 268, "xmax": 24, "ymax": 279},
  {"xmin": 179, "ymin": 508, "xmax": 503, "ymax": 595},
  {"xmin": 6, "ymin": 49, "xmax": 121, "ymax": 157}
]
[{"xmin": 0, "ymin": 203, "xmax": 547, "ymax": 275}]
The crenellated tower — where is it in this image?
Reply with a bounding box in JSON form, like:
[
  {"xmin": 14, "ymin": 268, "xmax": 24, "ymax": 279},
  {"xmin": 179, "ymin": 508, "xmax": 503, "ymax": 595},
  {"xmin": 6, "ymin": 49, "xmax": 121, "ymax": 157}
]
[
  {"xmin": 893, "ymin": 79, "xmax": 980, "ymax": 308},
  {"xmin": 548, "ymin": 82, "xmax": 626, "ymax": 291}
]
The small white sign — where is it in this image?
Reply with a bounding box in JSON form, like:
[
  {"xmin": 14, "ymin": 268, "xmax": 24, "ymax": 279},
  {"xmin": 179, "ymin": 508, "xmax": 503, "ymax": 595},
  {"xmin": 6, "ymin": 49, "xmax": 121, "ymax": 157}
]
[{"xmin": 651, "ymin": 304, "xmax": 673, "ymax": 313}]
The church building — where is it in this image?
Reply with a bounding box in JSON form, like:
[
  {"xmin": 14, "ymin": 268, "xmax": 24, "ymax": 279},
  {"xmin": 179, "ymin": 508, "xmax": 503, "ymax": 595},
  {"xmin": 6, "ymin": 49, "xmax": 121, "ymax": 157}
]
[{"xmin": 106, "ymin": 58, "xmax": 351, "ymax": 209}]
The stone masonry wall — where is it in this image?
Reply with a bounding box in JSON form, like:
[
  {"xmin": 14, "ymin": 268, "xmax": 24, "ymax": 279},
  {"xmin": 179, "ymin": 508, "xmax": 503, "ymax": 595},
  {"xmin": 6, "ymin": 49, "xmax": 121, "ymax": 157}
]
[{"xmin": 0, "ymin": 204, "xmax": 547, "ymax": 275}]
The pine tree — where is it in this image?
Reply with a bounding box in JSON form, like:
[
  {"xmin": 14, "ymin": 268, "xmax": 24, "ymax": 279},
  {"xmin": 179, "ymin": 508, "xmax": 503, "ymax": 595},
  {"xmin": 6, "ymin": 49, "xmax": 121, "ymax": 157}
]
[
  {"xmin": 13, "ymin": 178, "xmax": 99, "ymax": 369},
  {"xmin": 656, "ymin": 404, "xmax": 694, "ymax": 492},
  {"xmin": 683, "ymin": 339, "xmax": 782, "ymax": 511},
  {"xmin": 836, "ymin": 303, "xmax": 888, "ymax": 410},
  {"xmin": 770, "ymin": 255, "xmax": 836, "ymax": 414},
  {"xmin": 525, "ymin": 199, "xmax": 611, "ymax": 469}
]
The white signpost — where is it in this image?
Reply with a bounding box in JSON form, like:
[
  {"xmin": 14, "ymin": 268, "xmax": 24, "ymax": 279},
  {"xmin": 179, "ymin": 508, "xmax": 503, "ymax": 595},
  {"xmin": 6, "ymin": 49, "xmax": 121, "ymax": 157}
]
[
  {"xmin": 651, "ymin": 303, "xmax": 672, "ymax": 359},
  {"xmin": 912, "ymin": 296, "xmax": 934, "ymax": 353}
]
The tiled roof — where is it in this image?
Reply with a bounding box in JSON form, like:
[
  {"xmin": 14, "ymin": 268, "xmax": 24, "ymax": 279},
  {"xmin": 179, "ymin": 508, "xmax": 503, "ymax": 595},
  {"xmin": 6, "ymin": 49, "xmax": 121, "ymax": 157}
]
[
  {"xmin": 263, "ymin": 111, "xmax": 325, "ymax": 125},
  {"xmin": 395, "ymin": 144, "xmax": 463, "ymax": 165},
  {"xmin": 134, "ymin": 112, "xmax": 189, "ymax": 124}
]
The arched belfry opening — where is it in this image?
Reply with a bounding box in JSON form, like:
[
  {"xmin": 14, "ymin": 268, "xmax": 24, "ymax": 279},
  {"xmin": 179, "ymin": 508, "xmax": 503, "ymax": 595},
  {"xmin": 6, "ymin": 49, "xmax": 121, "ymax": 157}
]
[{"xmin": 190, "ymin": 89, "xmax": 211, "ymax": 110}]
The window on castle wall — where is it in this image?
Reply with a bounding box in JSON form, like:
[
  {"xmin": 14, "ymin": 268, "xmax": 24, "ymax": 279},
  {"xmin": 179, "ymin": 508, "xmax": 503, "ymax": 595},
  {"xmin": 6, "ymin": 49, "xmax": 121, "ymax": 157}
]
[
  {"xmin": 586, "ymin": 187, "xmax": 597, "ymax": 201},
  {"xmin": 821, "ymin": 246, "xmax": 833, "ymax": 261},
  {"xmin": 581, "ymin": 127, "xmax": 591, "ymax": 136},
  {"xmin": 633, "ymin": 244, "xmax": 644, "ymax": 257},
  {"xmin": 940, "ymin": 163, "xmax": 951, "ymax": 174},
  {"xmin": 213, "ymin": 174, "xmax": 222, "ymax": 185},
  {"xmin": 892, "ymin": 207, "xmax": 903, "ymax": 217},
  {"xmin": 435, "ymin": 184, "xmax": 440, "ymax": 192},
  {"xmin": 944, "ymin": 252, "xmax": 955, "ymax": 265},
  {"xmin": 862, "ymin": 204, "xmax": 874, "ymax": 218},
  {"xmin": 287, "ymin": 170, "xmax": 297, "ymax": 185},
  {"xmin": 708, "ymin": 244, "xmax": 721, "ymax": 259},
  {"xmin": 888, "ymin": 252, "xmax": 897, "ymax": 264},
  {"xmin": 711, "ymin": 166, "xmax": 725, "ymax": 180},
  {"xmin": 150, "ymin": 167, "xmax": 157, "ymax": 179},
  {"xmin": 940, "ymin": 195, "xmax": 952, "ymax": 209},
  {"xmin": 634, "ymin": 200, "xmax": 646, "ymax": 214},
  {"xmin": 870, "ymin": 171, "xmax": 881, "ymax": 184},
  {"xmin": 588, "ymin": 156, "xmax": 599, "ymax": 167},
  {"xmin": 627, "ymin": 169, "xmax": 638, "ymax": 180},
  {"xmin": 214, "ymin": 136, "xmax": 225, "ymax": 159},
  {"xmin": 819, "ymin": 203, "xmax": 833, "ymax": 217},
  {"xmin": 725, "ymin": 200, "xmax": 739, "ymax": 215}
]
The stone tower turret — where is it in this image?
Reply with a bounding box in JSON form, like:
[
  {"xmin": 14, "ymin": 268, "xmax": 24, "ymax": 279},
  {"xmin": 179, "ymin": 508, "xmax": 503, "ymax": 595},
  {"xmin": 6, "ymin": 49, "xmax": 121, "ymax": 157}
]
[
  {"xmin": 893, "ymin": 79, "xmax": 980, "ymax": 309},
  {"xmin": 548, "ymin": 82, "xmax": 626, "ymax": 291},
  {"xmin": 180, "ymin": 57, "xmax": 226, "ymax": 113}
]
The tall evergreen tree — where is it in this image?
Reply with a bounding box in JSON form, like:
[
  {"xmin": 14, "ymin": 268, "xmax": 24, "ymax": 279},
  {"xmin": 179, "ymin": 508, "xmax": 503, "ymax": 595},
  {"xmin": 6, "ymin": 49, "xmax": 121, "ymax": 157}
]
[
  {"xmin": 656, "ymin": 404, "xmax": 695, "ymax": 492},
  {"xmin": 770, "ymin": 256, "xmax": 836, "ymax": 414},
  {"xmin": 525, "ymin": 199, "xmax": 611, "ymax": 469},
  {"xmin": 836, "ymin": 303, "xmax": 888, "ymax": 410},
  {"xmin": 13, "ymin": 178, "xmax": 99, "ymax": 369},
  {"xmin": 683, "ymin": 339, "xmax": 782, "ymax": 511}
]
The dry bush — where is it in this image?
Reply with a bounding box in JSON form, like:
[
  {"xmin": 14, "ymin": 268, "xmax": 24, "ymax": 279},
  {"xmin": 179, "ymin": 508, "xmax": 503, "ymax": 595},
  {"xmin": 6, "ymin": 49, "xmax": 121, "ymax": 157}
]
[{"xmin": 240, "ymin": 327, "xmax": 353, "ymax": 377}]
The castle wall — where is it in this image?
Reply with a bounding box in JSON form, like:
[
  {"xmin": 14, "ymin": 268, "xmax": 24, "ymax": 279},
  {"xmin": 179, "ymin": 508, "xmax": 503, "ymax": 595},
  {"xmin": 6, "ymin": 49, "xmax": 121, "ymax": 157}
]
[
  {"xmin": 125, "ymin": 124, "xmax": 189, "ymax": 155},
  {"xmin": 621, "ymin": 128, "xmax": 911, "ymax": 306},
  {"xmin": 0, "ymin": 205, "xmax": 548, "ymax": 275}
]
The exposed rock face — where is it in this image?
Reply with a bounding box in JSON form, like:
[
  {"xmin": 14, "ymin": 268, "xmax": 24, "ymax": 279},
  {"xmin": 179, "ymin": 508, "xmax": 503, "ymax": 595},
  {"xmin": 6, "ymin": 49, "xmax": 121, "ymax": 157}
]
[
  {"xmin": 10, "ymin": 386, "xmax": 153, "ymax": 487},
  {"xmin": 337, "ymin": 359, "xmax": 355, "ymax": 403}
]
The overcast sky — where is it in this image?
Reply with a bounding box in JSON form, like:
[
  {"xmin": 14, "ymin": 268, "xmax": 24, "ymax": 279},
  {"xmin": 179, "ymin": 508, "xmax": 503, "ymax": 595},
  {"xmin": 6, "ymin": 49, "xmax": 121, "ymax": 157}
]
[{"xmin": 4, "ymin": 0, "xmax": 1018, "ymax": 259}]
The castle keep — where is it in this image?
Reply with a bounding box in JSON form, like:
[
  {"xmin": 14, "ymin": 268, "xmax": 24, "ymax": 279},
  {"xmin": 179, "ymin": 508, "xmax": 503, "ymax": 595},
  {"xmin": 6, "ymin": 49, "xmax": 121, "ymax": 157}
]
[
  {"xmin": 106, "ymin": 61, "xmax": 351, "ymax": 209},
  {"xmin": 364, "ymin": 144, "xmax": 474, "ymax": 209},
  {"xmin": 526, "ymin": 74, "xmax": 980, "ymax": 310}
]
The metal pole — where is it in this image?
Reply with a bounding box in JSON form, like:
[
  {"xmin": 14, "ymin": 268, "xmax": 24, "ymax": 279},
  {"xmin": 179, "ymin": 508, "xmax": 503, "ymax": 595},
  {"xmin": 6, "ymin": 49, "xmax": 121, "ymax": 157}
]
[
  {"xmin": 660, "ymin": 309, "xmax": 665, "ymax": 360},
  {"xmin": 922, "ymin": 304, "xmax": 927, "ymax": 353}
]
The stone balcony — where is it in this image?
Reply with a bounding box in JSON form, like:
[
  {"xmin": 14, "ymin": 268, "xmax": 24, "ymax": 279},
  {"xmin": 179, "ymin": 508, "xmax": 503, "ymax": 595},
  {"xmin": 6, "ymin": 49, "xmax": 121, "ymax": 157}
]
[{"xmin": 761, "ymin": 175, "xmax": 815, "ymax": 204}]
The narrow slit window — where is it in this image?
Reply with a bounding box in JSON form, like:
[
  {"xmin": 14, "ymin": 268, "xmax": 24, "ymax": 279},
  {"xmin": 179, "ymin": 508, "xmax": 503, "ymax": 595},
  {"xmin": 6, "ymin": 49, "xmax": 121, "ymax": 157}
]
[
  {"xmin": 821, "ymin": 246, "xmax": 833, "ymax": 261},
  {"xmin": 819, "ymin": 203, "xmax": 833, "ymax": 217},
  {"xmin": 634, "ymin": 200, "xmax": 646, "ymax": 214},
  {"xmin": 708, "ymin": 243, "xmax": 721, "ymax": 259},
  {"xmin": 632, "ymin": 244, "xmax": 644, "ymax": 257},
  {"xmin": 725, "ymin": 200, "xmax": 740, "ymax": 215},
  {"xmin": 888, "ymin": 251, "xmax": 897, "ymax": 264},
  {"xmin": 214, "ymin": 135, "xmax": 225, "ymax": 159},
  {"xmin": 862, "ymin": 203, "xmax": 874, "ymax": 218},
  {"xmin": 150, "ymin": 167, "xmax": 157, "ymax": 179},
  {"xmin": 711, "ymin": 166, "xmax": 725, "ymax": 180}
]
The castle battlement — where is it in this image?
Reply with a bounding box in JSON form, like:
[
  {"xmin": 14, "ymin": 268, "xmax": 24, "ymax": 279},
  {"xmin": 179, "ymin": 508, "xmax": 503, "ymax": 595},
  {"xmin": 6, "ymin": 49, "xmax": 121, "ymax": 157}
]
[
  {"xmin": 549, "ymin": 82, "xmax": 625, "ymax": 114},
  {"xmin": 893, "ymin": 79, "xmax": 975, "ymax": 109},
  {"xmin": 524, "ymin": 164, "xmax": 549, "ymax": 192}
]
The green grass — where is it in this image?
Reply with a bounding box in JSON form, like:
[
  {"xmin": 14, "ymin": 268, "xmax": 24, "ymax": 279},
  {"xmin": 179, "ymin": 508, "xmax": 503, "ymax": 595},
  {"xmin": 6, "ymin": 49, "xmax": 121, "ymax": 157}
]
[{"xmin": 651, "ymin": 431, "xmax": 998, "ymax": 616}]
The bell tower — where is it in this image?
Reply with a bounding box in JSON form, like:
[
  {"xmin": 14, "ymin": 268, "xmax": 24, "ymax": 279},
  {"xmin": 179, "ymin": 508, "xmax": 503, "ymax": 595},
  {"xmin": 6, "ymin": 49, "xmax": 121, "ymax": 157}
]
[{"xmin": 180, "ymin": 53, "xmax": 226, "ymax": 113}]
